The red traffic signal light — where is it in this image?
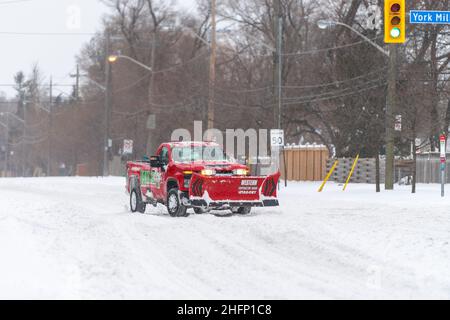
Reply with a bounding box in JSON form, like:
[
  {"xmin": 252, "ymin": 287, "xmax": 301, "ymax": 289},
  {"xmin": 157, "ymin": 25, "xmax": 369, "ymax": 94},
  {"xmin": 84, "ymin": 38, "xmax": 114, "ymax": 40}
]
[{"xmin": 391, "ymin": 3, "xmax": 401, "ymax": 13}]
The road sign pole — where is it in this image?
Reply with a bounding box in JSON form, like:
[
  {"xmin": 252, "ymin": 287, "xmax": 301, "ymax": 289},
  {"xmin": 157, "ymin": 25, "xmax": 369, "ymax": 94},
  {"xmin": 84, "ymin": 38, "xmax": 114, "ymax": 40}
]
[
  {"xmin": 270, "ymin": 129, "xmax": 285, "ymax": 188},
  {"xmin": 440, "ymin": 134, "xmax": 446, "ymax": 197}
]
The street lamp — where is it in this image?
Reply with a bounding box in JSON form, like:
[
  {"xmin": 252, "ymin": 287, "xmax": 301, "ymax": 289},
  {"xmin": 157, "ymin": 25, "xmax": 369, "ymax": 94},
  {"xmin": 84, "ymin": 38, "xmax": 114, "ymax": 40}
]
[
  {"xmin": 107, "ymin": 53, "xmax": 156, "ymax": 159},
  {"xmin": 317, "ymin": 20, "xmax": 388, "ymax": 56},
  {"xmin": 108, "ymin": 54, "xmax": 153, "ymax": 72},
  {"xmin": 317, "ymin": 19, "xmax": 396, "ymax": 190}
]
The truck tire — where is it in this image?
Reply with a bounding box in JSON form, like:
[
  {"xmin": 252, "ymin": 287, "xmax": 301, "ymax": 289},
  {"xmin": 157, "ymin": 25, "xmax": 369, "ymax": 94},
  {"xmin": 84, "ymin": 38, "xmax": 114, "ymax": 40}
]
[
  {"xmin": 231, "ymin": 207, "xmax": 252, "ymax": 215},
  {"xmin": 167, "ymin": 188, "xmax": 189, "ymax": 217},
  {"xmin": 130, "ymin": 189, "xmax": 139, "ymax": 213},
  {"xmin": 130, "ymin": 189, "xmax": 146, "ymax": 214}
]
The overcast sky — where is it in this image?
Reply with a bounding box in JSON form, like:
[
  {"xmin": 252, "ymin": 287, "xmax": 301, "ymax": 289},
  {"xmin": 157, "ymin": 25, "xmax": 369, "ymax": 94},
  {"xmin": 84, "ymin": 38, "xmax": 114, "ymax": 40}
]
[{"xmin": 0, "ymin": 0, "xmax": 197, "ymax": 98}]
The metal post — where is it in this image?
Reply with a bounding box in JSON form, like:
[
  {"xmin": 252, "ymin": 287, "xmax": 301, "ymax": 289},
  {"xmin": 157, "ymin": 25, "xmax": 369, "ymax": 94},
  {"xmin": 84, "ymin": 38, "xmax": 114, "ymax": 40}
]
[
  {"xmin": 412, "ymin": 137, "xmax": 417, "ymax": 194},
  {"xmin": 440, "ymin": 134, "xmax": 446, "ymax": 197},
  {"xmin": 385, "ymin": 44, "xmax": 397, "ymax": 190},
  {"xmin": 376, "ymin": 151, "xmax": 381, "ymax": 192},
  {"xmin": 5, "ymin": 115, "xmax": 9, "ymax": 176},
  {"xmin": 22, "ymin": 100, "xmax": 26, "ymax": 177},
  {"xmin": 282, "ymin": 145, "xmax": 287, "ymax": 187},
  {"xmin": 103, "ymin": 32, "xmax": 112, "ymax": 177},
  {"xmin": 48, "ymin": 77, "xmax": 53, "ymax": 176}
]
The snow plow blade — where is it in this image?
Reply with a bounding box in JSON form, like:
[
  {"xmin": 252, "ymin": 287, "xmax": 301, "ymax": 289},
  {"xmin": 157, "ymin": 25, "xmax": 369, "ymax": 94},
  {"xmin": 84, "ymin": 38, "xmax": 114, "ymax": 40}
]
[{"xmin": 189, "ymin": 172, "xmax": 280, "ymax": 208}]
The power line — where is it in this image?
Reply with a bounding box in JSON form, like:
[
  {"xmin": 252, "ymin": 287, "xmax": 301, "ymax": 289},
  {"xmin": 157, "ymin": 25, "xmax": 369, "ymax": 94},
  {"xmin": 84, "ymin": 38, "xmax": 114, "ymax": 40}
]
[
  {"xmin": 0, "ymin": 0, "xmax": 33, "ymax": 5},
  {"xmin": 282, "ymin": 35, "xmax": 384, "ymax": 56},
  {"xmin": 211, "ymin": 81, "xmax": 387, "ymax": 111},
  {"xmin": 112, "ymin": 74, "xmax": 150, "ymax": 94},
  {"xmin": 283, "ymin": 78, "xmax": 386, "ymax": 101},
  {"xmin": 213, "ymin": 67, "xmax": 388, "ymax": 93},
  {"xmin": 282, "ymin": 68, "xmax": 387, "ymax": 90},
  {"xmin": 0, "ymin": 83, "xmax": 74, "ymax": 87},
  {"xmin": 283, "ymin": 83, "xmax": 387, "ymax": 106},
  {"xmin": 150, "ymin": 51, "xmax": 209, "ymax": 74},
  {"xmin": 225, "ymin": 35, "xmax": 384, "ymax": 58},
  {"xmin": 0, "ymin": 31, "xmax": 96, "ymax": 36}
]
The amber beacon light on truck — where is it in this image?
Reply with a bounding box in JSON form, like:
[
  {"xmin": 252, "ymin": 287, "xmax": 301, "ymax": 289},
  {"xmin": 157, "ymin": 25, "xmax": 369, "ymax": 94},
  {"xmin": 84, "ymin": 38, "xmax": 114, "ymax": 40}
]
[{"xmin": 384, "ymin": 0, "xmax": 406, "ymax": 44}]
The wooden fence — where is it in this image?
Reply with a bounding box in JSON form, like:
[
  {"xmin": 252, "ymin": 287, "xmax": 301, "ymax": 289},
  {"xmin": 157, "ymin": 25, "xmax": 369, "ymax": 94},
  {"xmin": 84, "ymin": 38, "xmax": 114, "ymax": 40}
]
[{"xmin": 280, "ymin": 145, "xmax": 329, "ymax": 181}]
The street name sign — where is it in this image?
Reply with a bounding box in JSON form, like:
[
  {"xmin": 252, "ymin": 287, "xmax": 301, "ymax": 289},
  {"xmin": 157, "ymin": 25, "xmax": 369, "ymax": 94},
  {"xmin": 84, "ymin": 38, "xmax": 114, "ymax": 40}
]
[{"xmin": 410, "ymin": 10, "xmax": 450, "ymax": 24}]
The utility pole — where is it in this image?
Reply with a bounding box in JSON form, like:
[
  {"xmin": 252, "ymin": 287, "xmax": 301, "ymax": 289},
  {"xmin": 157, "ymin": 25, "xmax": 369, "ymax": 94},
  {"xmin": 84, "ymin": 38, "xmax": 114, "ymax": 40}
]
[
  {"xmin": 70, "ymin": 64, "xmax": 80, "ymax": 101},
  {"xmin": 276, "ymin": 17, "xmax": 283, "ymax": 130},
  {"xmin": 385, "ymin": 44, "xmax": 397, "ymax": 190},
  {"xmin": 47, "ymin": 77, "xmax": 53, "ymax": 176},
  {"xmin": 146, "ymin": 32, "xmax": 157, "ymax": 154},
  {"xmin": 273, "ymin": 0, "xmax": 283, "ymax": 130},
  {"xmin": 103, "ymin": 32, "xmax": 112, "ymax": 177},
  {"xmin": 207, "ymin": 0, "xmax": 217, "ymax": 130}
]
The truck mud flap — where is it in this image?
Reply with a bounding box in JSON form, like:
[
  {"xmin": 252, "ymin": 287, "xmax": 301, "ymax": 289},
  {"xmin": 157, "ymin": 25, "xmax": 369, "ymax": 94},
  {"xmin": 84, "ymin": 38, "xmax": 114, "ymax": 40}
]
[{"xmin": 189, "ymin": 172, "xmax": 280, "ymax": 205}]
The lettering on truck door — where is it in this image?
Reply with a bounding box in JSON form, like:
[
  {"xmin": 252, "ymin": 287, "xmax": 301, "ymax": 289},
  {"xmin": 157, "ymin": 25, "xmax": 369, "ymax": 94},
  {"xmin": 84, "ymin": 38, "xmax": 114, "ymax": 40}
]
[{"xmin": 151, "ymin": 146, "xmax": 169, "ymax": 200}]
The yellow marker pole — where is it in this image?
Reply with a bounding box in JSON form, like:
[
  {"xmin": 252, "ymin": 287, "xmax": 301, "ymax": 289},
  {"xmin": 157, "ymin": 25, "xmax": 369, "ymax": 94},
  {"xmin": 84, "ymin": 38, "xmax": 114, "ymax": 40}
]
[
  {"xmin": 318, "ymin": 160, "xmax": 339, "ymax": 192},
  {"xmin": 343, "ymin": 154, "xmax": 360, "ymax": 191}
]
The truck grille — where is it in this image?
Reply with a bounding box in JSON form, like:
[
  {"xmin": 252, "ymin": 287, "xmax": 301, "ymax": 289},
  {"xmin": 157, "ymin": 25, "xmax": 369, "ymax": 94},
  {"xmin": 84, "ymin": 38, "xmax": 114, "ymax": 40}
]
[{"xmin": 215, "ymin": 170, "xmax": 233, "ymax": 176}]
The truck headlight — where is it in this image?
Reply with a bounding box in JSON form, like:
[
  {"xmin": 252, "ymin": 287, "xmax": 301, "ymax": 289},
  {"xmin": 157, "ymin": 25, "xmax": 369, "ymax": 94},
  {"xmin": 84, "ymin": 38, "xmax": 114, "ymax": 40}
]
[
  {"xmin": 233, "ymin": 169, "xmax": 249, "ymax": 176},
  {"xmin": 201, "ymin": 169, "xmax": 216, "ymax": 176}
]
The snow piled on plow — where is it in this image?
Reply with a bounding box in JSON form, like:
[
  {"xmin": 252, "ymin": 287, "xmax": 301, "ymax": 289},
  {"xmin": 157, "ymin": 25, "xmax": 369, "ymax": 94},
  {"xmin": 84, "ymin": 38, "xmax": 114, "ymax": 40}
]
[{"xmin": 0, "ymin": 177, "xmax": 449, "ymax": 299}]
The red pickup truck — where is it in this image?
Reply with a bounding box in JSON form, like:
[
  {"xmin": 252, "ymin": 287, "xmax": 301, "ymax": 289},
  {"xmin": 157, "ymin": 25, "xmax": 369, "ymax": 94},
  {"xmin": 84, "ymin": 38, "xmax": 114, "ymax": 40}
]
[{"xmin": 126, "ymin": 141, "xmax": 280, "ymax": 217}]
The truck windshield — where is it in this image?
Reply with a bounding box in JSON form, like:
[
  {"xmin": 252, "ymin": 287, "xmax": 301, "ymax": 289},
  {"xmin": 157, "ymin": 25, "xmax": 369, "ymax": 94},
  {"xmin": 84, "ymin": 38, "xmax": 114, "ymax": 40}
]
[{"xmin": 172, "ymin": 146, "xmax": 233, "ymax": 163}]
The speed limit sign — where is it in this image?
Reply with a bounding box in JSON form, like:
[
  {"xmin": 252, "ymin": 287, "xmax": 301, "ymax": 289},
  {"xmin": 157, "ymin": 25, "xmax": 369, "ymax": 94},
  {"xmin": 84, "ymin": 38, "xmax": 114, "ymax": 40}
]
[{"xmin": 270, "ymin": 129, "xmax": 285, "ymax": 147}]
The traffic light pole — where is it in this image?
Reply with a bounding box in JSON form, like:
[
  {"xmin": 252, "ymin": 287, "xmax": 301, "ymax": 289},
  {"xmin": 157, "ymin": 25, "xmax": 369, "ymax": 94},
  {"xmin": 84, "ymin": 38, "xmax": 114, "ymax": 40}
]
[{"xmin": 385, "ymin": 44, "xmax": 397, "ymax": 190}]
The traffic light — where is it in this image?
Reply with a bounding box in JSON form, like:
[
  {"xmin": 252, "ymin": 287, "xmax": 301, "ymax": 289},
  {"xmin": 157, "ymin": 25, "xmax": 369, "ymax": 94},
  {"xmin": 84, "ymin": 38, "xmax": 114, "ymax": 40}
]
[{"xmin": 384, "ymin": 0, "xmax": 406, "ymax": 44}]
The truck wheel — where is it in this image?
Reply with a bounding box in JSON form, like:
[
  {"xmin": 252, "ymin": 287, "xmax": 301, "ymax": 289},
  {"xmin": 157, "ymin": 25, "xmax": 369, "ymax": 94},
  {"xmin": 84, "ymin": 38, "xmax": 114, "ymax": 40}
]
[
  {"xmin": 130, "ymin": 189, "xmax": 146, "ymax": 214},
  {"xmin": 231, "ymin": 207, "xmax": 252, "ymax": 215},
  {"xmin": 130, "ymin": 189, "xmax": 139, "ymax": 213},
  {"xmin": 167, "ymin": 188, "xmax": 189, "ymax": 217}
]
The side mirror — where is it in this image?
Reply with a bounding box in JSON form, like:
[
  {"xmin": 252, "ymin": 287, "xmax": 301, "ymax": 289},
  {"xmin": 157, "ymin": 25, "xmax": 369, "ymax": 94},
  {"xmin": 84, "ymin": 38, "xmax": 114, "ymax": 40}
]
[{"xmin": 150, "ymin": 155, "xmax": 163, "ymax": 168}]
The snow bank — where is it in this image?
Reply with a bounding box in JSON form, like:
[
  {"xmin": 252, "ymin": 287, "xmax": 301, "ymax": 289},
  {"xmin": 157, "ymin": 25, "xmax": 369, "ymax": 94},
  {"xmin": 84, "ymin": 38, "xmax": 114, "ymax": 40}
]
[{"xmin": 0, "ymin": 177, "xmax": 449, "ymax": 299}]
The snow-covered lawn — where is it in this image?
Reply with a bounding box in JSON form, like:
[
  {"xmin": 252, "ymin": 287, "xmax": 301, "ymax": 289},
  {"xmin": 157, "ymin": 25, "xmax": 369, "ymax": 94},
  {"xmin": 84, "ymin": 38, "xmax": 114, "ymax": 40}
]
[{"xmin": 0, "ymin": 177, "xmax": 449, "ymax": 299}]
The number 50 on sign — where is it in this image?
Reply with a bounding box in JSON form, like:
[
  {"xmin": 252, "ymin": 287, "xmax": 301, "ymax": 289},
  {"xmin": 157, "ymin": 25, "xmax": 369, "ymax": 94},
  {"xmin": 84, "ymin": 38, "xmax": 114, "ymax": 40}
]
[{"xmin": 270, "ymin": 130, "xmax": 285, "ymax": 147}]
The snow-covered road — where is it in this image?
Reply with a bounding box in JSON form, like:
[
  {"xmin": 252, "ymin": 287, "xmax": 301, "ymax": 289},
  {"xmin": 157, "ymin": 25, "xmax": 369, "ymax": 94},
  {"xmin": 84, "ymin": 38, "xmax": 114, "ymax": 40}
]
[{"xmin": 0, "ymin": 177, "xmax": 449, "ymax": 299}]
